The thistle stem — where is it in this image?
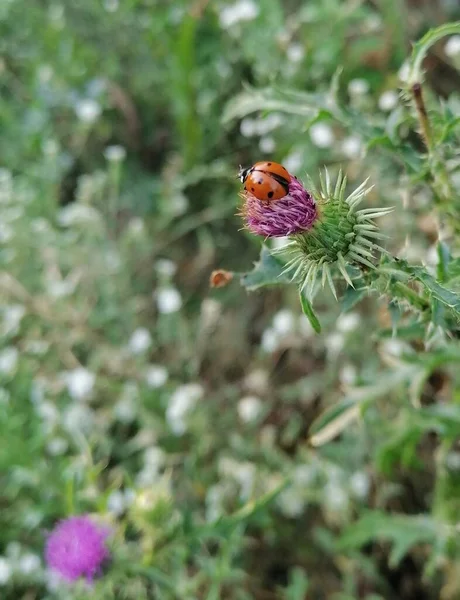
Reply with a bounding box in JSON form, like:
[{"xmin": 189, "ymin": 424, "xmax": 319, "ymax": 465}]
[{"xmin": 411, "ymin": 83, "xmax": 434, "ymax": 152}]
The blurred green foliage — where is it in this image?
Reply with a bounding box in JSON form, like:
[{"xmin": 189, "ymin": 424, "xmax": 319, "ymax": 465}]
[{"xmin": 2, "ymin": 0, "xmax": 460, "ymax": 599}]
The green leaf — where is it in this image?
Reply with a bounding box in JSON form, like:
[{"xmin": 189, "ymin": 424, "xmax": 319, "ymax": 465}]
[
  {"xmin": 284, "ymin": 567, "xmax": 310, "ymax": 600},
  {"xmin": 408, "ymin": 22, "xmax": 460, "ymax": 85},
  {"xmin": 240, "ymin": 246, "xmax": 292, "ymax": 291},
  {"xmin": 309, "ymin": 367, "xmax": 420, "ymax": 446},
  {"xmin": 381, "ymin": 258, "xmax": 460, "ymax": 317},
  {"xmin": 338, "ymin": 511, "xmax": 438, "ymax": 567},
  {"xmin": 437, "ymin": 241, "xmax": 451, "ymax": 283},
  {"xmin": 222, "ymin": 85, "xmax": 325, "ymax": 124},
  {"xmin": 299, "ymin": 291, "xmax": 321, "ymax": 333}
]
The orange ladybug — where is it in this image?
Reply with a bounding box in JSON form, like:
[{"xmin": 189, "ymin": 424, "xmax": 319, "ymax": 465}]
[{"xmin": 239, "ymin": 161, "xmax": 291, "ymax": 202}]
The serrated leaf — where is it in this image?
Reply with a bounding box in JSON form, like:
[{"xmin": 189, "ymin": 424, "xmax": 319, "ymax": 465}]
[
  {"xmin": 222, "ymin": 85, "xmax": 324, "ymax": 124},
  {"xmin": 299, "ymin": 291, "xmax": 321, "ymax": 333},
  {"xmin": 382, "ymin": 258, "xmax": 460, "ymax": 317},
  {"xmin": 338, "ymin": 511, "xmax": 438, "ymax": 567},
  {"xmin": 240, "ymin": 246, "xmax": 292, "ymax": 291},
  {"xmin": 408, "ymin": 22, "xmax": 460, "ymax": 85},
  {"xmin": 309, "ymin": 367, "xmax": 420, "ymax": 446}
]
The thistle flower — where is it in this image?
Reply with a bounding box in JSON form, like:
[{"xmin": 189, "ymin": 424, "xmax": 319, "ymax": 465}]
[
  {"xmin": 240, "ymin": 168, "xmax": 392, "ymax": 299},
  {"xmin": 45, "ymin": 516, "xmax": 110, "ymax": 583}
]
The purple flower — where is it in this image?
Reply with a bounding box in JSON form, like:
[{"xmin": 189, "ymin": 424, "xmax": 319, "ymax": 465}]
[
  {"xmin": 241, "ymin": 176, "xmax": 317, "ymax": 237},
  {"xmin": 45, "ymin": 515, "xmax": 110, "ymax": 582}
]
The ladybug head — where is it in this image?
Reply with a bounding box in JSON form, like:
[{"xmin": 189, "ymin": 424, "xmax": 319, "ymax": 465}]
[{"xmin": 238, "ymin": 165, "xmax": 251, "ymax": 183}]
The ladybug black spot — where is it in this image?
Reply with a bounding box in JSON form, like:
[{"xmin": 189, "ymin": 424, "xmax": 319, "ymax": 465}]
[
  {"xmin": 258, "ymin": 180, "xmax": 263, "ymax": 184},
  {"xmin": 267, "ymin": 162, "xmax": 272, "ymax": 166},
  {"xmin": 251, "ymin": 187, "xmax": 255, "ymax": 191},
  {"xmin": 268, "ymin": 191, "xmax": 274, "ymax": 198}
]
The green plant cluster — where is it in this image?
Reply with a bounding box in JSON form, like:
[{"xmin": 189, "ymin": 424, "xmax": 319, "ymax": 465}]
[{"xmin": 2, "ymin": 1, "xmax": 460, "ymax": 599}]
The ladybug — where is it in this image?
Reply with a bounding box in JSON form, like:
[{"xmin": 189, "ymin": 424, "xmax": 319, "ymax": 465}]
[{"xmin": 239, "ymin": 161, "xmax": 291, "ymax": 202}]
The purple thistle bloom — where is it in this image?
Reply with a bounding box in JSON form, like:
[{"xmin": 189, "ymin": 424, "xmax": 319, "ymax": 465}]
[
  {"xmin": 241, "ymin": 176, "xmax": 317, "ymax": 237},
  {"xmin": 45, "ymin": 515, "xmax": 110, "ymax": 583}
]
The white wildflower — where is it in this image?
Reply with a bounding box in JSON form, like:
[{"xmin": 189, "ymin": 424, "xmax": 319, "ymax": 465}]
[
  {"xmin": 75, "ymin": 99, "xmax": 101, "ymax": 124},
  {"xmin": 445, "ymin": 35, "xmax": 460, "ymax": 57},
  {"xmin": 0, "ymin": 347, "xmax": 18, "ymax": 375},
  {"xmin": 378, "ymin": 90, "xmax": 398, "ymax": 112},
  {"xmin": 309, "ymin": 123, "xmax": 334, "ymax": 148},
  {"xmin": 286, "ymin": 43, "xmax": 304, "ymax": 63},
  {"xmin": 277, "ymin": 487, "xmax": 305, "ymax": 518},
  {"xmin": 18, "ymin": 553, "xmax": 41, "ymax": 575},
  {"xmin": 219, "ymin": 0, "xmax": 259, "ymax": 28},
  {"xmin": 237, "ymin": 395, "xmax": 263, "ymax": 423},
  {"xmin": 0, "ymin": 558, "xmax": 12, "ymax": 585},
  {"xmin": 341, "ymin": 135, "xmax": 362, "ymax": 159},
  {"xmin": 349, "ymin": 471, "xmax": 370, "ymax": 500},
  {"xmin": 62, "ymin": 404, "xmax": 94, "ymax": 433},
  {"xmin": 336, "ymin": 312, "xmax": 360, "ymax": 333},
  {"xmin": 104, "ymin": 145, "xmax": 126, "ymax": 162},
  {"xmin": 63, "ymin": 367, "xmax": 95, "ymax": 401},
  {"xmin": 2, "ymin": 304, "xmax": 25, "ymax": 337},
  {"xmin": 128, "ymin": 328, "xmax": 152, "ymax": 355},
  {"xmin": 240, "ymin": 118, "xmax": 256, "ymax": 137},
  {"xmin": 261, "ymin": 327, "xmax": 279, "ymax": 353},
  {"xmin": 325, "ymin": 333, "xmax": 345, "ymax": 356},
  {"xmin": 145, "ymin": 364, "xmax": 168, "ymax": 388},
  {"xmin": 283, "ymin": 150, "xmax": 303, "ymax": 174},
  {"xmin": 166, "ymin": 383, "xmax": 204, "ymax": 435},
  {"xmin": 272, "ymin": 309, "xmax": 295, "ymax": 336},
  {"xmin": 259, "ymin": 136, "xmax": 275, "ymax": 153},
  {"xmin": 107, "ymin": 490, "xmax": 126, "ymax": 516},
  {"xmin": 155, "ymin": 259, "xmax": 177, "ymax": 277},
  {"xmin": 156, "ymin": 287, "xmax": 182, "ymax": 314},
  {"xmin": 348, "ymin": 78, "xmax": 369, "ymax": 96},
  {"xmin": 57, "ymin": 203, "xmax": 101, "ymax": 227},
  {"xmin": 46, "ymin": 437, "xmax": 68, "ymax": 456}
]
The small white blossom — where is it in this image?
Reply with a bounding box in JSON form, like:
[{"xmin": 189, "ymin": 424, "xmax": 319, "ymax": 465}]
[
  {"xmin": 58, "ymin": 204, "xmax": 101, "ymax": 227},
  {"xmin": 445, "ymin": 35, "xmax": 460, "ymax": 57},
  {"xmin": 261, "ymin": 327, "xmax": 278, "ymax": 353},
  {"xmin": 166, "ymin": 383, "xmax": 204, "ymax": 435},
  {"xmin": 0, "ymin": 558, "xmax": 12, "ymax": 585},
  {"xmin": 237, "ymin": 395, "xmax": 263, "ymax": 423},
  {"xmin": 126, "ymin": 217, "xmax": 145, "ymax": 236},
  {"xmin": 219, "ymin": 0, "xmax": 259, "ymax": 28},
  {"xmin": 46, "ymin": 437, "xmax": 68, "ymax": 456},
  {"xmin": 156, "ymin": 287, "xmax": 182, "ymax": 314},
  {"xmin": 339, "ymin": 364, "xmax": 357, "ymax": 386},
  {"xmin": 62, "ymin": 404, "xmax": 94, "ymax": 433},
  {"xmin": 128, "ymin": 328, "xmax": 152, "ymax": 355},
  {"xmin": 348, "ymin": 78, "xmax": 369, "ymax": 96},
  {"xmin": 378, "ymin": 90, "xmax": 398, "ymax": 112},
  {"xmin": 240, "ymin": 118, "xmax": 256, "ymax": 137},
  {"xmin": 169, "ymin": 192, "xmax": 189, "ymax": 216},
  {"xmin": 244, "ymin": 369, "xmax": 269, "ymax": 394},
  {"xmin": 107, "ymin": 490, "xmax": 126, "ymax": 516},
  {"xmin": 0, "ymin": 347, "xmax": 18, "ymax": 375},
  {"xmin": 63, "ymin": 367, "xmax": 95, "ymax": 401},
  {"xmin": 349, "ymin": 471, "xmax": 370, "ymax": 500},
  {"xmin": 2, "ymin": 304, "xmax": 25, "ymax": 337},
  {"xmin": 17, "ymin": 553, "xmax": 41, "ymax": 575},
  {"xmin": 336, "ymin": 312, "xmax": 360, "ymax": 333},
  {"xmin": 286, "ymin": 43, "xmax": 305, "ymax": 63},
  {"xmin": 104, "ymin": 145, "xmax": 126, "ymax": 162},
  {"xmin": 283, "ymin": 150, "xmax": 303, "ymax": 174},
  {"xmin": 325, "ymin": 333, "xmax": 345, "ymax": 356},
  {"xmin": 155, "ymin": 259, "xmax": 177, "ymax": 277},
  {"xmin": 309, "ymin": 123, "xmax": 334, "ymax": 148},
  {"xmin": 324, "ymin": 482, "xmax": 348, "ymax": 512},
  {"xmin": 341, "ymin": 135, "xmax": 362, "ymax": 159},
  {"xmin": 75, "ymin": 99, "xmax": 101, "ymax": 124},
  {"xmin": 277, "ymin": 487, "xmax": 305, "ymax": 518},
  {"xmin": 273, "ymin": 309, "xmax": 295, "ymax": 336},
  {"xmin": 36, "ymin": 402, "xmax": 59, "ymax": 426},
  {"xmin": 255, "ymin": 113, "xmax": 284, "ymax": 135},
  {"xmin": 259, "ymin": 136, "xmax": 275, "ymax": 153},
  {"xmin": 145, "ymin": 364, "xmax": 168, "ymax": 388}
]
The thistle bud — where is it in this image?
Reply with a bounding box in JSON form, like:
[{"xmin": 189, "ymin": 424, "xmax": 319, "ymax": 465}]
[{"xmin": 240, "ymin": 168, "xmax": 392, "ymax": 299}]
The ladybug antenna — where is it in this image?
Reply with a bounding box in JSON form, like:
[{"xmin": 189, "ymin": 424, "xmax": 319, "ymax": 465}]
[{"xmin": 238, "ymin": 165, "xmax": 248, "ymax": 182}]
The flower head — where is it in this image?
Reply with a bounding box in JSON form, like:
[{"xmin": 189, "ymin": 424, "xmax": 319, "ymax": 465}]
[
  {"xmin": 45, "ymin": 516, "xmax": 110, "ymax": 582},
  {"xmin": 240, "ymin": 168, "xmax": 392, "ymax": 299},
  {"xmin": 241, "ymin": 176, "xmax": 317, "ymax": 237}
]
